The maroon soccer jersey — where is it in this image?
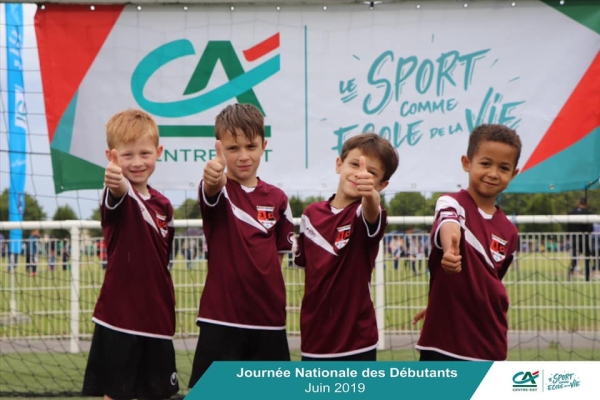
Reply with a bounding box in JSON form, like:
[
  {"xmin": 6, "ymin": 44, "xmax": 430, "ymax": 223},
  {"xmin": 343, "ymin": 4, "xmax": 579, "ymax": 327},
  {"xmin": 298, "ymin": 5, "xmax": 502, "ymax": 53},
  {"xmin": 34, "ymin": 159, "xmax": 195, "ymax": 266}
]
[
  {"xmin": 295, "ymin": 197, "xmax": 386, "ymax": 357},
  {"xmin": 93, "ymin": 182, "xmax": 176, "ymax": 339},
  {"xmin": 197, "ymin": 178, "xmax": 295, "ymax": 329},
  {"xmin": 416, "ymin": 190, "xmax": 518, "ymax": 360}
]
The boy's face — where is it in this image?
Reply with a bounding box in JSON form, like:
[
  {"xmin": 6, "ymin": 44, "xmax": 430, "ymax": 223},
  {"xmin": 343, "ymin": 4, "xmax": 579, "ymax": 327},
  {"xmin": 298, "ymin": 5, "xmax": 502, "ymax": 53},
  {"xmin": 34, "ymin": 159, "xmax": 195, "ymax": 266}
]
[
  {"xmin": 106, "ymin": 135, "xmax": 163, "ymax": 192},
  {"xmin": 461, "ymin": 140, "xmax": 519, "ymax": 202},
  {"xmin": 335, "ymin": 148, "xmax": 388, "ymax": 202},
  {"xmin": 219, "ymin": 130, "xmax": 266, "ymax": 187}
]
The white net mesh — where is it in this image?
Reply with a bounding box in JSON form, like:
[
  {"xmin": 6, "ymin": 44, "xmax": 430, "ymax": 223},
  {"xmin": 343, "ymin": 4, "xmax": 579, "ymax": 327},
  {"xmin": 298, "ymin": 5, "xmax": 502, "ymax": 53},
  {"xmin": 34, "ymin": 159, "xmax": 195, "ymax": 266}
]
[{"xmin": 0, "ymin": 2, "xmax": 599, "ymax": 398}]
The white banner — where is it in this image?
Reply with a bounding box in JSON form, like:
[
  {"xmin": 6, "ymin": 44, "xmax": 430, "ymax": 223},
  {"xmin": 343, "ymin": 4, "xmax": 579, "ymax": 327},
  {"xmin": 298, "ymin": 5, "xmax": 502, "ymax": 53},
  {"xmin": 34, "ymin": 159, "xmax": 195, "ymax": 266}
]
[
  {"xmin": 35, "ymin": 1, "xmax": 600, "ymax": 193},
  {"xmin": 472, "ymin": 361, "xmax": 600, "ymax": 399}
]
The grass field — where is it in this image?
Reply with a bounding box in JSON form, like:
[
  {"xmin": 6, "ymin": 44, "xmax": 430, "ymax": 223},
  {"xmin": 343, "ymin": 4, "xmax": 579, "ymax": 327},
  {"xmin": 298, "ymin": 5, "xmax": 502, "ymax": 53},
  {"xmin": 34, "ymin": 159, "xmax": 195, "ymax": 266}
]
[
  {"xmin": 1, "ymin": 249, "xmax": 599, "ymax": 397},
  {"xmin": 1, "ymin": 250, "xmax": 599, "ymax": 338}
]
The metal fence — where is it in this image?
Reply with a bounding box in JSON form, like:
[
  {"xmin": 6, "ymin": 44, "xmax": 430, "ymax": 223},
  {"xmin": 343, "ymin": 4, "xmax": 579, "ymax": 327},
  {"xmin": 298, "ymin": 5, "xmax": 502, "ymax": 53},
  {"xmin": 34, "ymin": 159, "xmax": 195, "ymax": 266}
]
[{"xmin": 0, "ymin": 217, "xmax": 599, "ymax": 353}]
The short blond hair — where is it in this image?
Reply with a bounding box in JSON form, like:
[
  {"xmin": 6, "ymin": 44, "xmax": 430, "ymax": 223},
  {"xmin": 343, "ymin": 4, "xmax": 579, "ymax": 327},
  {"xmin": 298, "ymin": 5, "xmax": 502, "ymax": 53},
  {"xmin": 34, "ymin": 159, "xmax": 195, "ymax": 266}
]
[{"xmin": 106, "ymin": 109, "xmax": 159, "ymax": 149}]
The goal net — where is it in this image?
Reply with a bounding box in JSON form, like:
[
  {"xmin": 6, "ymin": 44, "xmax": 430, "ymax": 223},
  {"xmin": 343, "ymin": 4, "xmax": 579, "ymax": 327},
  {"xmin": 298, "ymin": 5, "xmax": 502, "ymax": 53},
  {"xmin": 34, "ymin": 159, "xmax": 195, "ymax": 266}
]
[{"xmin": 1, "ymin": 0, "xmax": 599, "ymax": 398}]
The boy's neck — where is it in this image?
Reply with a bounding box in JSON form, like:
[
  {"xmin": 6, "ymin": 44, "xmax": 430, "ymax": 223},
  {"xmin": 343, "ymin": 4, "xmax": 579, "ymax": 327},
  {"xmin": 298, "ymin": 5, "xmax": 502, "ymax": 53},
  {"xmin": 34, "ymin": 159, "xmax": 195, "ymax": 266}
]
[
  {"xmin": 227, "ymin": 173, "xmax": 259, "ymax": 188},
  {"xmin": 466, "ymin": 187, "xmax": 497, "ymax": 215},
  {"xmin": 133, "ymin": 182, "xmax": 150, "ymax": 197},
  {"xmin": 330, "ymin": 192, "xmax": 358, "ymax": 209}
]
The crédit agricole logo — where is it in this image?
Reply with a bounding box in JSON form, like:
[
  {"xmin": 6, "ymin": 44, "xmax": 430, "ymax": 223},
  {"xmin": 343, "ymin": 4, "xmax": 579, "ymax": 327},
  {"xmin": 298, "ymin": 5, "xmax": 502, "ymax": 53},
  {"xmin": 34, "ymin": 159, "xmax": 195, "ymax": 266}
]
[{"xmin": 131, "ymin": 33, "xmax": 280, "ymax": 143}]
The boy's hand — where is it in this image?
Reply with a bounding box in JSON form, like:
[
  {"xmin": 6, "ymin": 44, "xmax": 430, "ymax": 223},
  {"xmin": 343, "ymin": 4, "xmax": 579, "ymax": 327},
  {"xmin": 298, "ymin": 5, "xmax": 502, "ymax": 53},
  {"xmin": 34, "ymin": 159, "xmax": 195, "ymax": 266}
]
[
  {"xmin": 105, "ymin": 149, "xmax": 127, "ymax": 197},
  {"xmin": 412, "ymin": 308, "xmax": 426, "ymax": 325},
  {"xmin": 441, "ymin": 234, "xmax": 462, "ymax": 274},
  {"xmin": 204, "ymin": 140, "xmax": 227, "ymax": 188},
  {"xmin": 105, "ymin": 149, "xmax": 123, "ymax": 187},
  {"xmin": 356, "ymin": 156, "xmax": 376, "ymax": 198}
]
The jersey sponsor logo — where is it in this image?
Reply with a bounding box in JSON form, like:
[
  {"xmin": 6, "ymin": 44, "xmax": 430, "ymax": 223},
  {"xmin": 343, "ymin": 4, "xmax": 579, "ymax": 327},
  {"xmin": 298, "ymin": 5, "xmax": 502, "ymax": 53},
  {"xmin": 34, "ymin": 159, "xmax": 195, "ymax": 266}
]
[
  {"xmin": 257, "ymin": 206, "xmax": 276, "ymax": 229},
  {"xmin": 156, "ymin": 213, "xmax": 169, "ymax": 237},
  {"xmin": 490, "ymin": 234, "xmax": 507, "ymax": 262},
  {"xmin": 334, "ymin": 225, "xmax": 351, "ymax": 249},
  {"xmin": 170, "ymin": 372, "xmax": 178, "ymax": 386}
]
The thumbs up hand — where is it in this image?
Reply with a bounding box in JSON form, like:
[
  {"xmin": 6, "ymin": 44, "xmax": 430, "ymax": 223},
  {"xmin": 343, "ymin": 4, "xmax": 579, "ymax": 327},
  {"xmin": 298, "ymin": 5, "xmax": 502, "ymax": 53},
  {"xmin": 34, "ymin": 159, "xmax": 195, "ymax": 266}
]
[
  {"xmin": 104, "ymin": 149, "xmax": 126, "ymax": 197},
  {"xmin": 203, "ymin": 140, "xmax": 227, "ymax": 196},
  {"xmin": 441, "ymin": 233, "xmax": 462, "ymax": 274},
  {"xmin": 355, "ymin": 156, "xmax": 376, "ymax": 199}
]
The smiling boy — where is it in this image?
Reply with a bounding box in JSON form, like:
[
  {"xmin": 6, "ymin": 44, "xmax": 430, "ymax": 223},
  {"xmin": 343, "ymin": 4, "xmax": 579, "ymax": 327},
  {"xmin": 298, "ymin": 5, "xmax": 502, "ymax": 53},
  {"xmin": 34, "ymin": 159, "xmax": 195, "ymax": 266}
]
[
  {"xmin": 188, "ymin": 103, "xmax": 295, "ymax": 388},
  {"xmin": 415, "ymin": 124, "xmax": 522, "ymax": 361},
  {"xmin": 295, "ymin": 133, "xmax": 399, "ymax": 361},
  {"xmin": 83, "ymin": 109, "xmax": 178, "ymax": 400}
]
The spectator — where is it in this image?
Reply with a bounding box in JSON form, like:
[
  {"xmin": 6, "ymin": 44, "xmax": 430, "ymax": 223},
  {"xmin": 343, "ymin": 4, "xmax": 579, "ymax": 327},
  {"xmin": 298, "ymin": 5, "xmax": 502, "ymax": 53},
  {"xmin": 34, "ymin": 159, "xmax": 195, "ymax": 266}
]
[
  {"xmin": 567, "ymin": 197, "xmax": 593, "ymax": 282},
  {"xmin": 61, "ymin": 239, "xmax": 71, "ymax": 271},
  {"xmin": 404, "ymin": 230, "xmax": 417, "ymax": 274},
  {"xmin": 25, "ymin": 230, "xmax": 41, "ymax": 277},
  {"xmin": 592, "ymin": 223, "xmax": 600, "ymax": 279},
  {"xmin": 389, "ymin": 236, "xmax": 405, "ymax": 270},
  {"xmin": 0, "ymin": 233, "xmax": 6, "ymax": 260},
  {"xmin": 97, "ymin": 239, "xmax": 107, "ymax": 270},
  {"xmin": 48, "ymin": 235, "xmax": 57, "ymax": 271}
]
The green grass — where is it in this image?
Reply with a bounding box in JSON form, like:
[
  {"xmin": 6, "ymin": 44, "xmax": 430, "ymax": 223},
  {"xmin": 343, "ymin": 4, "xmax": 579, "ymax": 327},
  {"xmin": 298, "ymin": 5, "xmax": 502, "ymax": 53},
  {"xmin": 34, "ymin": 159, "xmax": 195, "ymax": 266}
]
[
  {"xmin": 2, "ymin": 348, "xmax": 598, "ymax": 397},
  {"xmin": 381, "ymin": 252, "xmax": 600, "ymax": 332},
  {"xmin": 0, "ymin": 251, "xmax": 599, "ymax": 396},
  {"xmin": 1, "ymin": 251, "xmax": 599, "ymax": 338}
]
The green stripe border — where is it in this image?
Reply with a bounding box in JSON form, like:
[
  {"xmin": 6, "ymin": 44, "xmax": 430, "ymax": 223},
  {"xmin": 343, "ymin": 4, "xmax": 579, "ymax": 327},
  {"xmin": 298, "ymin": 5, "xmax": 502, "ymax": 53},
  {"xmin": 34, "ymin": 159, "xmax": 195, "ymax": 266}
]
[{"xmin": 159, "ymin": 125, "xmax": 271, "ymax": 138}]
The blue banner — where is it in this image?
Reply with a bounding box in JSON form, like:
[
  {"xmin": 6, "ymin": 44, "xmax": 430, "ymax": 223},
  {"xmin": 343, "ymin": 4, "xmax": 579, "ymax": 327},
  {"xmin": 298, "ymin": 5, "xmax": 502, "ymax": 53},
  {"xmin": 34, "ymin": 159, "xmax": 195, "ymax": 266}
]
[
  {"xmin": 187, "ymin": 362, "xmax": 493, "ymax": 399},
  {"xmin": 5, "ymin": 4, "xmax": 27, "ymax": 255}
]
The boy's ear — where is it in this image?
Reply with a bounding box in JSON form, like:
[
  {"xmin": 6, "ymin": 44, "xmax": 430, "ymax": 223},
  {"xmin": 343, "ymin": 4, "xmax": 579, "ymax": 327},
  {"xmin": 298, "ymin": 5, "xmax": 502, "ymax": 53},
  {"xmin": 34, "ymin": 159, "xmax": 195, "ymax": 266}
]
[
  {"xmin": 511, "ymin": 168, "xmax": 520, "ymax": 179},
  {"xmin": 377, "ymin": 180, "xmax": 390, "ymax": 192},
  {"xmin": 156, "ymin": 145, "xmax": 164, "ymax": 158},
  {"xmin": 105, "ymin": 149, "xmax": 112, "ymax": 162},
  {"xmin": 461, "ymin": 155, "xmax": 470, "ymax": 172},
  {"xmin": 262, "ymin": 139, "xmax": 268, "ymax": 151},
  {"xmin": 335, "ymin": 157, "xmax": 343, "ymax": 174}
]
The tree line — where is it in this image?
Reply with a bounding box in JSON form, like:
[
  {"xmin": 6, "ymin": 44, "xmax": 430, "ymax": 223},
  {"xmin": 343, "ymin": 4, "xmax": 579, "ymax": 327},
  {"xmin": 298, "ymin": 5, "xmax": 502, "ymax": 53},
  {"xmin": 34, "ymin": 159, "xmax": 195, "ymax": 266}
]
[{"xmin": 1, "ymin": 188, "xmax": 599, "ymax": 238}]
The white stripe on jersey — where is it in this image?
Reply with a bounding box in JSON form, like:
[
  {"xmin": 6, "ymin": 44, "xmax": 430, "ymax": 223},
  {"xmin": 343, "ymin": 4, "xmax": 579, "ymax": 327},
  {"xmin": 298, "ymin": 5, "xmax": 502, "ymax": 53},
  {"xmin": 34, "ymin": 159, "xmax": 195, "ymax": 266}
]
[
  {"xmin": 222, "ymin": 187, "xmax": 268, "ymax": 234},
  {"xmin": 300, "ymin": 215, "xmax": 337, "ymax": 256},
  {"xmin": 463, "ymin": 228, "xmax": 495, "ymax": 269},
  {"xmin": 435, "ymin": 195, "xmax": 495, "ymax": 270},
  {"xmin": 103, "ymin": 180, "xmax": 159, "ymax": 234},
  {"xmin": 357, "ymin": 204, "xmax": 383, "ymax": 238},
  {"xmin": 435, "ymin": 195, "xmax": 466, "ymax": 217},
  {"xmin": 128, "ymin": 182, "xmax": 159, "ymax": 234},
  {"xmin": 433, "ymin": 219, "xmax": 461, "ymax": 249},
  {"xmin": 103, "ymin": 185, "xmax": 126, "ymax": 210},
  {"xmin": 284, "ymin": 202, "xmax": 294, "ymax": 224},
  {"xmin": 201, "ymin": 181, "xmax": 224, "ymax": 207}
]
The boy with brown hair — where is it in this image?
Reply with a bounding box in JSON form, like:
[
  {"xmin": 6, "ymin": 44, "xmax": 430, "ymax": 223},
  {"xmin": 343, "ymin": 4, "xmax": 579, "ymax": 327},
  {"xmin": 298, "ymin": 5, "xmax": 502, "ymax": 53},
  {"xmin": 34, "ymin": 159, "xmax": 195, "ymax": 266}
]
[
  {"xmin": 82, "ymin": 109, "xmax": 179, "ymax": 400},
  {"xmin": 295, "ymin": 133, "xmax": 399, "ymax": 360},
  {"xmin": 415, "ymin": 123, "xmax": 522, "ymax": 361},
  {"xmin": 188, "ymin": 103, "xmax": 295, "ymax": 388}
]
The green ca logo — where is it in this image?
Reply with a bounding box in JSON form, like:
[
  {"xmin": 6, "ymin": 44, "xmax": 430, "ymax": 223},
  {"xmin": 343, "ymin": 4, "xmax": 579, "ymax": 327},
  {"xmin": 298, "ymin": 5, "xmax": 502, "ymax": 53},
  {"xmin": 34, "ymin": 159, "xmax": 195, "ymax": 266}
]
[
  {"xmin": 131, "ymin": 33, "xmax": 280, "ymax": 138},
  {"xmin": 512, "ymin": 371, "xmax": 539, "ymax": 388}
]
